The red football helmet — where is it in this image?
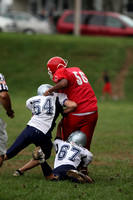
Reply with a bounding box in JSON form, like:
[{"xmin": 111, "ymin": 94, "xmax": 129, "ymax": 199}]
[{"xmin": 47, "ymin": 56, "xmax": 68, "ymax": 79}]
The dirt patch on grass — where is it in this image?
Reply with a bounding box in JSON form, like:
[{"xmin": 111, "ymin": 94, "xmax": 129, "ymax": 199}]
[{"xmin": 112, "ymin": 48, "xmax": 133, "ymax": 99}]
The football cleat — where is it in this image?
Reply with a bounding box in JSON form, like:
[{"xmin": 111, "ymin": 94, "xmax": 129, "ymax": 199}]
[
  {"xmin": 67, "ymin": 169, "xmax": 94, "ymax": 183},
  {"xmin": 32, "ymin": 146, "xmax": 45, "ymax": 163},
  {"xmin": 13, "ymin": 169, "xmax": 24, "ymax": 176},
  {"xmin": 79, "ymin": 169, "xmax": 88, "ymax": 176}
]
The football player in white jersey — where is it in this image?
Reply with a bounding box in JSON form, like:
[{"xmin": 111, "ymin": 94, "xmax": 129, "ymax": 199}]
[
  {"xmin": 0, "ymin": 73, "xmax": 14, "ymax": 167},
  {"xmin": 16, "ymin": 118, "xmax": 94, "ymax": 183},
  {"xmin": 52, "ymin": 119, "xmax": 94, "ymax": 183},
  {"xmin": 3, "ymin": 84, "xmax": 77, "ymax": 180}
]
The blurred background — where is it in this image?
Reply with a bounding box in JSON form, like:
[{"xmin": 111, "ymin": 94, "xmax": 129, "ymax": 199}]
[
  {"xmin": 1, "ymin": 0, "xmax": 133, "ymax": 19},
  {"xmin": 0, "ymin": 3, "xmax": 132, "ymax": 199},
  {"xmin": 1, "ymin": 0, "xmax": 133, "ymax": 36}
]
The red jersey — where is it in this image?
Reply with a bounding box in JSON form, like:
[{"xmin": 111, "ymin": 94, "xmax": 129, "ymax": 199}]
[{"xmin": 53, "ymin": 67, "xmax": 98, "ymax": 114}]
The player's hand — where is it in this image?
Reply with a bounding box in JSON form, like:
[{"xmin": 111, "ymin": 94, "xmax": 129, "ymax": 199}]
[
  {"xmin": 9, "ymin": 113, "xmax": 14, "ymax": 118},
  {"xmin": 43, "ymin": 90, "xmax": 50, "ymax": 96},
  {"xmin": 6, "ymin": 110, "xmax": 14, "ymax": 118}
]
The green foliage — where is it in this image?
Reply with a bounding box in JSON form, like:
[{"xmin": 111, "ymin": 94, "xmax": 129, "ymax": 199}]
[{"xmin": 0, "ymin": 33, "xmax": 133, "ymax": 200}]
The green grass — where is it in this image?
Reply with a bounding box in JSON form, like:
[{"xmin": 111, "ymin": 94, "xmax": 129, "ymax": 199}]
[{"xmin": 0, "ymin": 33, "xmax": 133, "ymax": 200}]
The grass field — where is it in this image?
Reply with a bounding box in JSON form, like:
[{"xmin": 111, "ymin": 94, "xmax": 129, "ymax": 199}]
[{"xmin": 0, "ymin": 33, "xmax": 133, "ymax": 200}]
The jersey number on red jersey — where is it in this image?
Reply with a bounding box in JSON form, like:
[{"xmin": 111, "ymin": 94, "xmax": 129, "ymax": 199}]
[{"xmin": 73, "ymin": 71, "xmax": 88, "ymax": 85}]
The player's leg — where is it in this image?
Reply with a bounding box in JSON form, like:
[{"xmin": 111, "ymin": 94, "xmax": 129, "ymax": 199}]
[
  {"xmin": 12, "ymin": 130, "xmax": 48, "ymax": 176},
  {"xmin": 79, "ymin": 113, "xmax": 97, "ymax": 175},
  {"xmin": 32, "ymin": 146, "xmax": 58, "ymax": 180},
  {"xmin": 76, "ymin": 112, "xmax": 98, "ymax": 175},
  {"xmin": 0, "ymin": 155, "xmax": 4, "ymax": 167},
  {"xmin": 53, "ymin": 165, "xmax": 76, "ymax": 181},
  {"xmin": 41, "ymin": 161, "xmax": 58, "ymax": 180},
  {"xmin": 106, "ymin": 82, "xmax": 112, "ymax": 98},
  {"xmin": 61, "ymin": 113, "xmax": 81, "ymax": 140},
  {"xmin": 13, "ymin": 159, "xmax": 39, "ymax": 176},
  {"xmin": 80, "ymin": 112, "xmax": 98, "ymax": 150},
  {"xmin": 13, "ymin": 129, "xmax": 53, "ymax": 179},
  {"xmin": 31, "ymin": 129, "xmax": 56, "ymax": 181},
  {"xmin": 100, "ymin": 83, "xmax": 107, "ymax": 101},
  {"xmin": 5, "ymin": 126, "xmax": 33, "ymax": 160},
  {"xmin": 0, "ymin": 123, "xmax": 8, "ymax": 167},
  {"xmin": 13, "ymin": 139, "xmax": 51, "ymax": 176},
  {"xmin": 62, "ymin": 112, "xmax": 98, "ymax": 150}
]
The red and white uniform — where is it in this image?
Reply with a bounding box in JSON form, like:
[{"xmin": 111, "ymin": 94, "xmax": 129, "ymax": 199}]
[
  {"xmin": 53, "ymin": 67, "xmax": 98, "ymax": 150},
  {"xmin": 53, "ymin": 67, "xmax": 97, "ymax": 113}
]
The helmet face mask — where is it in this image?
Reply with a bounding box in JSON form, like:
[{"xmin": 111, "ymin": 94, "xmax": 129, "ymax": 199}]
[
  {"xmin": 48, "ymin": 67, "xmax": 53, "ymax": 80},
  {"xmin": 37, "ymin": 84, "xmax": 52, "ymax": 96},
  {"xmin": 67, "ymin": 130, "xmax": 87, "ymax": 147},
  {"xmin": 47, "ymin": 56, "xmax": 68, "ymax": 80}
]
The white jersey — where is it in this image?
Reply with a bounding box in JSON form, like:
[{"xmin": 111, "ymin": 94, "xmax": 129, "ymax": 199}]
[
  {"xmin": 27, "ymin": 93, "xmax": 68, "ymax": 135},
  {"xmin": 53, "ymin": 139, "xmax": 93, "ymax": 169},
  {"xmin": 0, "ymin": 73, "xmax": 8, "ymax": 92}
]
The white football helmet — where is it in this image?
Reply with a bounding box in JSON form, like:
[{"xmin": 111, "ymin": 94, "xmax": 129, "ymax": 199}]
[
  {"xmin": 37, "ymin": 84, "xmax": 52, "ymax": 96},
  {"xmin": 68, "ymin": 130, "xmax": 87, "ymax": 147}
]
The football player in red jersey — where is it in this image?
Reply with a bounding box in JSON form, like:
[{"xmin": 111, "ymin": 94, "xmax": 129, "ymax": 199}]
[{"xmin": 44, "ymin": 56, "xmax": 98, "ymax": 151}]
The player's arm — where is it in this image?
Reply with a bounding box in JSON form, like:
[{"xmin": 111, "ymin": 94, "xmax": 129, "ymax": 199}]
[
  {"xmin": 26, "ymin": 98, "xmax": 36, "ymax": 116},
  {"xmin": 63, "ymin": 99, "xmax": 77, "ymax": 114},
  {"xmin": 56, "ymin": 119, "xmax": 63, "ymax": 139},
  {"xmin": 82, "ymin": 150, "xmax": 93, "ymax": 167},
  {"xmin": 44, "ymin": 79, "xmax": 68, "ymax": 96},
  {"xmin": 26, "ymin": 98, "xmax": 33, "ymax": 110},
  {"xmin": 53, "ymin": 119, "xmax": 63, "ymax": 153},
  {"xmin": 0, "ymin": 91, "xmax": 14, "ymax": 118}
]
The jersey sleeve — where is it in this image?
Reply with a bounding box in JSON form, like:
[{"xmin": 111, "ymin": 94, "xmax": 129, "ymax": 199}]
[
  {"xmin": 53, "ymin": 139, "xmax": 63, "ymax": 153},
  {"xmin": 26, "ymin": 97, "xmax": 34, "ymax": 111},
  {"xmin": 53, "ymin": 68, "xmax": 68, "ymax": 83},
  {"xmin": 57, "ymin": 93, "xmax": 68, "ymax": 107},
  {"xmin": 82, "ymin": 149, "xmax": 93, "ymax": 167},
  {"xmin": 0, "ymin": 73, "xmax": 8, "ymax": 92}
]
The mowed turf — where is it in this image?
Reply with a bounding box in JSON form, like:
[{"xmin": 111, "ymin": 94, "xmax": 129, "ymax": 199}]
[{"xmin": 0, "ymin": 33, "xmax": 133, "ymax": 200}]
